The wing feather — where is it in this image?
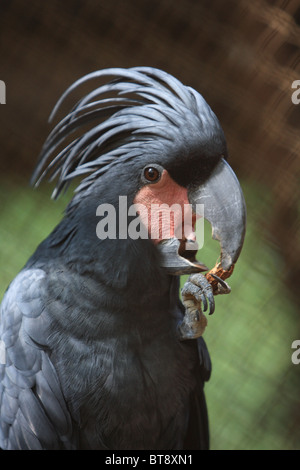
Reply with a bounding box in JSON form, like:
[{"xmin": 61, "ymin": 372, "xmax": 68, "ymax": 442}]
[{"xmin": 0, "ymin": 269, "xmax": 74, "ymax": 449}]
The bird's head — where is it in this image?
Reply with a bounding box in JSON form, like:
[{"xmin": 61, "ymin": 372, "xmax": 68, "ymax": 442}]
[{"xmin": 31, "ymin": 67, "xmax": 246, "ymax": 277}]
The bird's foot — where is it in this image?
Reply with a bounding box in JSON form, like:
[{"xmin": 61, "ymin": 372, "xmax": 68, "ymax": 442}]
[
  {"xmin": 177, "ymin": 297, "xmax": 208, "ymax": 341},
  {"xmin": 178, "ymin": 272, "xmax": 231, "ymax": 341}
]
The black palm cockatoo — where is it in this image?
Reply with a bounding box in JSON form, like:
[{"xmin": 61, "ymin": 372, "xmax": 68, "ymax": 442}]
[{"xmin": 0, "ymin": 67, "xmax": 246, "ymax": 450}]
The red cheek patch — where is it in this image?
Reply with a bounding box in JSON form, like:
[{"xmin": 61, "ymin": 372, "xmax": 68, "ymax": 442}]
[{"xmin": 133, "ymin": 169, "xmax": 197, "ymax": 243}]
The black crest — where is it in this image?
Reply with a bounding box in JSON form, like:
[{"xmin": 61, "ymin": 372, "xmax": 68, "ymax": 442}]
[{"xmin": 31, "ymin": 67, "xmax": 220, "ymax": 198}]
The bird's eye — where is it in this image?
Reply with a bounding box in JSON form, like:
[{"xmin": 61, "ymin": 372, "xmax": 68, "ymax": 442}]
[{"xmin": 143, "ymin": 166, "xmax": 161, "ymax": 183}]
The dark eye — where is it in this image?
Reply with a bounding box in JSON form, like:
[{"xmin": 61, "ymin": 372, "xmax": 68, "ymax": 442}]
[{"xmin": 143, "ymin": 166, "xmax": 161, "ymax": 183}]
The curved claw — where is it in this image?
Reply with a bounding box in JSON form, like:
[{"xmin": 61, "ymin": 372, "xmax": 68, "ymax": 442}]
[
  {"xmin": 181, "ymin": 273, "xmax": 215, "ymax": 315},
  {"xmin": 189, "ymin": 273, "xmax": 215, "ymax": 315},
  {"xmin": 210, "ymin": 273, "xmax": 228, "ymax": 289},
  {"xmin": 210, "ymin": 273, "xmax": 231, "ymax": 295},
  {"xmin": 206, "ymin": 287, "xmax": 215, "ymax": 315}
]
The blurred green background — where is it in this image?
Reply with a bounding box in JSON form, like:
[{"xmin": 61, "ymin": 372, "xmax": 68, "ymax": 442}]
[{"xmin": 0, "ymin": 0, "xmax": 299, "ymax": 450}]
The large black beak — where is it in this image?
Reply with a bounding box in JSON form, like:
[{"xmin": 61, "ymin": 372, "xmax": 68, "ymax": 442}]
[
  {"xmin": 189, "ymin": 158, "xmax": 246, "ymax": 271},
  {"xmin": 158, "ymin": 158, "xmax": 246, "ymax": 274}
]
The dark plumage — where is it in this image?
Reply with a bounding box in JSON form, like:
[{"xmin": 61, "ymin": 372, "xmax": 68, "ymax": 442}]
[
  {"xmin": 31, "ymin": 66, "xmax": 226, "ymax": 197},
  {"xmin": 0, "ymin": 67, "xmax": 237, "ymax": 450}
]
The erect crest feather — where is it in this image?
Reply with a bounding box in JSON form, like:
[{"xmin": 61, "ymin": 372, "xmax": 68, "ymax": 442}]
[{"xmin": 31, "ymin": 67, "xmax": 212, "ymax": 199}]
